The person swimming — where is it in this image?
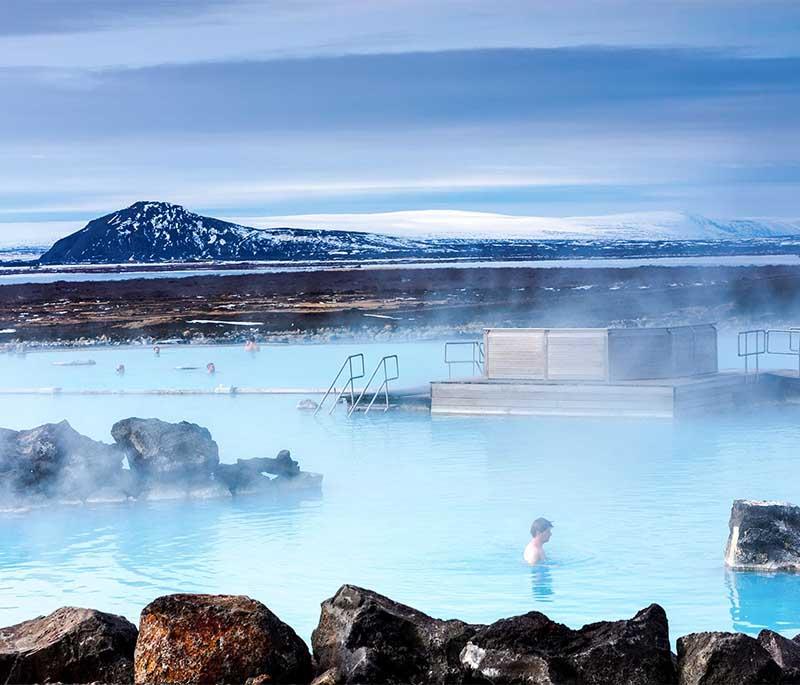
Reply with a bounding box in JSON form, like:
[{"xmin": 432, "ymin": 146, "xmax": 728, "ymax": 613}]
[
  {"xmin": 206, "ymin": 362, "xmax": 216, "ymax": 374},
  {"xmin": 523, "ymin": 517, "xmax": 553, "ymax": 566},
  {"xmin": 153, "ymin": 345, "xmax": 160, "ymax": 357},
  {"xmin": 115, "ymin": 363, "xmax": 125, "ymax": 376}
]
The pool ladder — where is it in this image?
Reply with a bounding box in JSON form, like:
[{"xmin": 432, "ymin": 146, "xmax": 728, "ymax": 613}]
[
  {"xmin": 315, "ymin": 353, "xmax": 399, "ymax": 416},
  {"xmin": 348, "ymin": 355, "xmax": 399, "ymax": 416},
  {"xmin": 315, "ymin": 353, "xmax": 365, "ymax": 415}
]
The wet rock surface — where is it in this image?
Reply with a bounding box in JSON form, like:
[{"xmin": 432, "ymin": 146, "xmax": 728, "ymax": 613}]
[
  {"xmin": 111, "ymin": 417, "xmax": 220, "ymax": 483},
  {"xmin": 0, "ymin": 420, "xmax": 123, "ymax": 501},
  {"xmin": 0, "ymin": 606, "xmax": 137, "ymax": 684},
  {"xmin": 677, "ymin": 631, "xmax": 782, "ymax": 685},
  {"xmin": 5, "ymin": 589, "xmax": 800, "ymax": 685},
  {"xmin": 134, "ymin": 593, "xmax": 312, "ymax": 685},
  {"xmin": 312, "ymin": 585, "xmax": 675, "ymax": 685},
  {"xmin": 461, "ymin": 603, "xmax": 676, "ymax": 685},
  {"xmin": 758, "ymin": 629, "xmax": 800, "ymax": 683},
  {"xmin": 312, "ymin": 585, "xmax": 477, "ymax": 685},
  {"xmin": 725, "ymin": 499, "xmax": 800, "ymax": 571}
]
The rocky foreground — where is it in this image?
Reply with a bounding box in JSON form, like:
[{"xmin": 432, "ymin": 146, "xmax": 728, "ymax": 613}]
[
  {"xmin": 0, "ymin": 417, "xmax": 320, "ymax": 507},
  {"xmin": 2, "ymin": 586, "xmax": 800, "ymax": 684}
]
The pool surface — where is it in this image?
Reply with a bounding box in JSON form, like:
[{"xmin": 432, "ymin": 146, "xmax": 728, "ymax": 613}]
[{"xmin": 1, "ymin": 337, "xmax": 799, "ymax": 646}]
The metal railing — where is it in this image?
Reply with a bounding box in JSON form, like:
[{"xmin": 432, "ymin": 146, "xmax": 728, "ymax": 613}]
[
  {"xmin": 767, "ymin": 329, "xmax": 800, "ymax": 377},
  {"xmin": 349, "ymin": 355, "xmax": 399, "ymax": 416},
  {"xmin": 737, "ymin": 329, "xmax": 766, "ymax": 379},
  {"xmin": 737, "ymin": 328, "xmax": 800, "ymax": 379},
  {"xmin": 444, "ymin": 341, "xmax": 485, "ymax": 378},
  {"xmin": 315, "ymin": 353, "xmax": 365, "ymax": 415}
]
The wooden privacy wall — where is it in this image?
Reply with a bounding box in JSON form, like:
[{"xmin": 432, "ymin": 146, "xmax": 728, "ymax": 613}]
[
  {"xmin": 484, "ymin": 328, "xmax": 609, "ymax": 381},
  {"xmin": 484, "ymin": 328, "xmax": 547, "ymax": 379},
  {"xmin": 546, "ymin": 329, "xmax": 609, "ymax": 381}
]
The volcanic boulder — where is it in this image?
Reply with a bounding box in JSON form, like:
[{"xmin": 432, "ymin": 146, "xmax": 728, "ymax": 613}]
[
  {"xmin": 0, "ymin": 421, "xmax": 123, "ymax": 500},
  {"xmin": 312, "ymin": 585, "xmax": 478, "ymax": 684},
  {"xmin": 134, "ymin": 593, "xmax": 312, "ymax": 684},
  {"xmin": 724, "ymin": 499, "xmax": 800, "ymax": 571},
  {"xmin": 0, "ymin": 606, "xmax": 137, "ymax": 684},
  {"xmin": 758, "ymin": 629, "xmax": 800, "ymax": 683},
  {"xmin": 677, "ymin": 631, "xmax": 782, "ymax": 684},
  {"xmin": 461, "ymin": 603, "xmax": 676, "ymax": 684},
  {"xmin": 215, "ymin": 449, "xmax": 313, "ymax": 495},
  {"xmin": 111, "ymin": 418, "xmax": 219, "ymax": 484}
]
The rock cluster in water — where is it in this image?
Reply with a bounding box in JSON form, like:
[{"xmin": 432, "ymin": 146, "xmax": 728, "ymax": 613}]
[
  {"xmin": 0, "ymin": 418, "xmax": 321, "ymax": 507},
  {"xmin": 2, "ymin": 588, "xmax": 800, "ymax": 684},
  {"xmin": 725, "ymin": 499, "xmax": 800, "ymax": 572}
]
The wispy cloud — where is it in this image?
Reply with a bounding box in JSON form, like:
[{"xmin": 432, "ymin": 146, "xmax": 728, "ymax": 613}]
[{"xmin": 0, "ymin": 2, "xmax": 797, "ymax": 225}]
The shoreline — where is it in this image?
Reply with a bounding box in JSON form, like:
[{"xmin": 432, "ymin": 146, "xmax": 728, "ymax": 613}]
[{"xmin": 2, "ymin": 262, "xmax": 800, "ymax": 347}]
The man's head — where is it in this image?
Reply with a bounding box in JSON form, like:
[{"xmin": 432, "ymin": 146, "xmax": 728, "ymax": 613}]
[{"xmin": 530, "ymin": 517, "xmax": 553, "ymax": 542}]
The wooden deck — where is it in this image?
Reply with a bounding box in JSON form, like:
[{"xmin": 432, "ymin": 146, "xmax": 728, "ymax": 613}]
[{"xmin": 431, "ymin": 372, "xmax": 748, "ymax": 418}]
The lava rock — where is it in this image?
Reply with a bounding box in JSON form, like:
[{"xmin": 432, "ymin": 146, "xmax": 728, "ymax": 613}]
[
  {"xmin": 111, "ymin": 418, "xmax": 219, "ymax": 483},
  {"xmin": 0, "ymin": 420, "xmax": 122, "ymax": 499},
  {"xmin": 758, "ymin": 629, "xmax": 800, "ymax": 683},
  {"xmin": 215, "ymin": 450, "xmax": 305, "ymax": 494},
  {"xmin": 312, "ymin": 585, "xmax": 479, "ymax": 684},
  {"xmin": 677, "ymin": 631, "xmax": 781, "ymax": 684},
  {"xmin": 134, "ymin": 593, "xmax": 312, "ymax": 684},
  {"xmin": 725, "ymin": 499, "xmax": 800, "ymax": 571},
  {"xmin": 462, "ymin": 603, "xmax": 676, "ymax": 684},
  {"xmin": 0, "ymin": 606, "xmax": 137, "ymax": 684}
]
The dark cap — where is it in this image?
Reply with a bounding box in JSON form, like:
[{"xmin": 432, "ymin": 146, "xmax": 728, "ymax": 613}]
[{"xmin": 530, "ymin": 517, "xmax": 554, "ymax": 536}]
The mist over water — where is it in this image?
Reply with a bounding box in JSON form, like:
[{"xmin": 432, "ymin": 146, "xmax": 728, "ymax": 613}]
[{"xmin": 1, "ymin": 337, "xmax": 799, "ymax": 645}]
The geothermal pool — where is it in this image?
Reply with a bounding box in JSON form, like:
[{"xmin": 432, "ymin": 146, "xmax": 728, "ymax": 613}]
[{"xmin": 1, "ymin": 335, "xmax": 799, "ymax": 645}]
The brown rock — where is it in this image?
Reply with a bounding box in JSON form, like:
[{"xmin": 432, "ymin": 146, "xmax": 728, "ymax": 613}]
[
  {"xmin": 245, "ymin": 676, "xmax": 273, "ymax": 685},
  {"xmin": 0, "ymin": 606, "xmax": 137, "ymax": 684},
  {"xmin": 134, "ymin": 593, "xmax": 312, "ymax": 684},
  {"xmin": 310, "ymin": 669, "xmax": 338, "ymax": 685}
]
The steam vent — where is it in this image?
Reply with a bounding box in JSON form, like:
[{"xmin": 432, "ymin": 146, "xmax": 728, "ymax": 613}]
[{"xmin": 431, "ymin": 325, "xmax": 744, "ymax": 418}]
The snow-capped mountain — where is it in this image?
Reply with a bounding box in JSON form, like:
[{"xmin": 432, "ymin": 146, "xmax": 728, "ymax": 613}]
[
  {"xmin": 236, "ymin": 209, "xmax": 800, "ymax": 241},
  {"xmin": 36, "ymin": 201, "xmax": 800, "ymax": 265},
  {"xmin": 38, "ymin": 201, "xmax": 431, "ymax": 264}
]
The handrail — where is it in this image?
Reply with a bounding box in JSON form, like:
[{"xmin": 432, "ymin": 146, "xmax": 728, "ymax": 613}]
[
  {"xmin": 738, "ymin": 329, "xmax": 766, "ymax": 379},
  {"xmin": 444, "ymin": 341, "xmax": 485, "ymax": 378},
  {"xmin": 766, "ymin": 329, "xmax": 800, "ymax": 377},
  {"xmin": 349, "ymin": 355, "xmax": 399, "ymax": 416},
  {"xmin": 315, "ymin": 353, "xmax": 365, "ymax": 415}
]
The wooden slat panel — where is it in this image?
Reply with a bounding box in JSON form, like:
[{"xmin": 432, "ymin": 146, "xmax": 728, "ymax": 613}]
[
  {"xmin": 546, "ymin": 329, "xmax": 608, "ymax": 381},
  {"xmin": 485, "ymin": 329, "xmax": 546, "ymax": 379},
  {"xmin": 431, "ymin": 380, "xmax": 673, "ymax": 417}
]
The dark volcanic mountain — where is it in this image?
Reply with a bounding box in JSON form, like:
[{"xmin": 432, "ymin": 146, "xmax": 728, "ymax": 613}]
[
  {"xmin": 38, "ymin": 201, "xmax": 431, "ymax": 265},
  {"xmin": 35, "ymin": 200, "xmax": 800, "ymax": 266}
]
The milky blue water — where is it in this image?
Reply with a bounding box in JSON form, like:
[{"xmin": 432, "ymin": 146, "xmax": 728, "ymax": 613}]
[{"xmin": 1, "ymin": 336, "xmax": 799, "ymax": 647}]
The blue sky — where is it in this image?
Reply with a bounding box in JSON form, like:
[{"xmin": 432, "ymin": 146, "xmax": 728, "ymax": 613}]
[{"xmin": 0, "ymin": 0, "xmax": 798, "ymax": 242}]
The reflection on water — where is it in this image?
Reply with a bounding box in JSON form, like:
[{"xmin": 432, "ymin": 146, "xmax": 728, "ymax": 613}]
[
  {"xmin": 726, "ymin": 570, "xmax": 800, "ymax": 636},
  {"xmin": 529, "ymin": 564, "xmax": 554, "ymax": 602}
]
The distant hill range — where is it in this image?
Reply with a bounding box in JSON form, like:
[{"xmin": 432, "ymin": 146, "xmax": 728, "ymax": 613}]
[{"xmin": 37, "ymin": 201, "xmax": 800, "ymax": 265}]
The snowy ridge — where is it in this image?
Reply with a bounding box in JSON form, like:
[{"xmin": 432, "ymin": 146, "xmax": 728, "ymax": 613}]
[
  {"xmin": 37, "ymin": 202, "xmax": 800, "ymax": 265},
  {"xmin": 235, "ymin": 209, "xmax": 800, "ymax": 241}
]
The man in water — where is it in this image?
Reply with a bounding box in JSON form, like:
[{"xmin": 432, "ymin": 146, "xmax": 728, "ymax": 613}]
[{"xmin": 523, "ymin": 517, "xmax": 553, "ymax": 565}]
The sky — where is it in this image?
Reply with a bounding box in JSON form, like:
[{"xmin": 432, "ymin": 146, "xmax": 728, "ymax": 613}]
[{"xmin": 1, "ymin": 0, "xmax": 799, "ymax": 245}]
